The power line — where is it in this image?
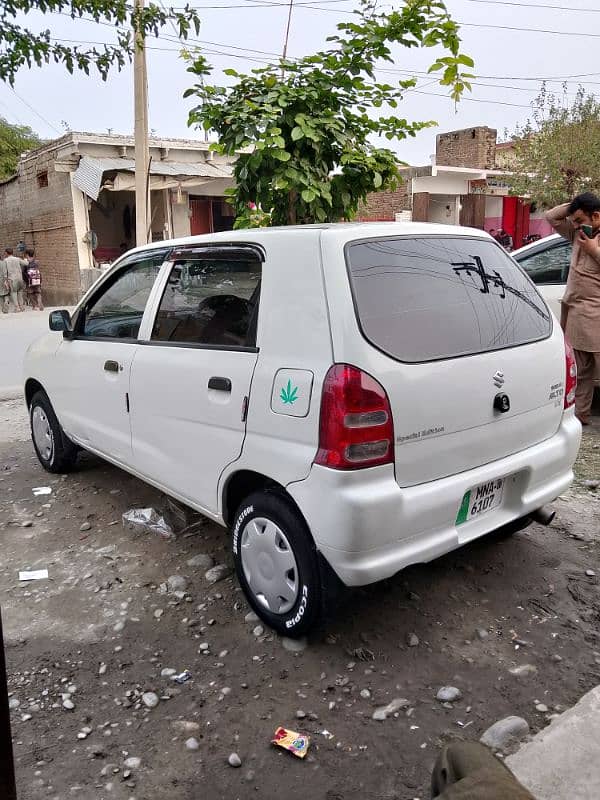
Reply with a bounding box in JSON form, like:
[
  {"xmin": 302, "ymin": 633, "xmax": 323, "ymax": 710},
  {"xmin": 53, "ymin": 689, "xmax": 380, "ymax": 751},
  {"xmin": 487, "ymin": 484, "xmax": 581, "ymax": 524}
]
[
  {"xmin": 7, "ymin": 88, "xmax": 62, "ymax": 134},
  {"xmin": 48, "ymin": 35, "xmax": 537, "ymax": 108},
  {"xmin": 55, "ymin": 8, "xmax": 600, "ymax": 80},
  {"xmin": 412, "ymin": 88, "xmax": 531, "ymax": 109},
  {"xmin": 457, "ymin": 20, "xmax": 600, "ymax": 38},
  {"xmin": 0, "ymin": 97, "xmax": 26, "ymax": 126},
  {"xmin": 48, "ymin": 32, "xmax": 600, "ymax": 102},
  {"xmin": 465, "ymin": 0, "xmax": 600, "ymax": 12}
]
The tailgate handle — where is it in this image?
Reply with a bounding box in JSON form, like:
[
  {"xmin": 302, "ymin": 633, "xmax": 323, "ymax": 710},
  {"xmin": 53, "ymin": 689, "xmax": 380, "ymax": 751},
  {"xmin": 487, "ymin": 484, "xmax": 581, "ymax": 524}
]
[
  {"xmin": 208, "ymin": 376, "xmax": 232, "ymax": 392},
  {"xmin": 104, "ymin": 360, "xmax": 120, "ymax": 373}
]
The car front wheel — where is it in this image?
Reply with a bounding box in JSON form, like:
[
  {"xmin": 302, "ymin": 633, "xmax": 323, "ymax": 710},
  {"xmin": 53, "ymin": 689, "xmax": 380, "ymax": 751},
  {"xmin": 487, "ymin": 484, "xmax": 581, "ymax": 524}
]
[
  {"xmin": 232, "ymin": 491, "xmax": 325, "ymax": 637},
  {"xmin": 30, "ymin": 390, "xmax": 78, "ymax": 473}
]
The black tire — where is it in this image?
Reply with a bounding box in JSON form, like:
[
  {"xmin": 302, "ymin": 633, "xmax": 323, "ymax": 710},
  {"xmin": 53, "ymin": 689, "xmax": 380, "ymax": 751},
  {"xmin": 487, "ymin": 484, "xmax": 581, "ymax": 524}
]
[
  {"xmin": 30, "ymin": 390, "xmax": 78, "ymax": 473},
  {"xmin": 232, "ymin": 491, "xmax": 326, "ymax": 637}
]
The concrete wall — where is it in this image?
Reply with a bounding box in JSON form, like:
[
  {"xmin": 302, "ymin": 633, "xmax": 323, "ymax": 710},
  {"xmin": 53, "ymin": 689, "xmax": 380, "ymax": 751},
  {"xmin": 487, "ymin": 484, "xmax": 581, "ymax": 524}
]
[
  {"xmin": 412, "ymin": 174, "xmax": 471, "ymax": 196},
  {"xmin": 171, "ymin": 191, "xmax": 192, "ymax": 238},
  {"xmin": 0, "ymin": 149, "xmax": 81, "ymax": 306},
  {"xmin": 436, "ymin": 127, "xmax": 497, "ymax": 170}
]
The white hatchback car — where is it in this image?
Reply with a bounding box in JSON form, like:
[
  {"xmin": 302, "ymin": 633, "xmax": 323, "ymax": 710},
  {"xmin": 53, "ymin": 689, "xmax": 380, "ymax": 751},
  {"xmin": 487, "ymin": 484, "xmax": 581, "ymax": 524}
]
[{"xmin": 24, "ymin": 223, "xmax": 581, "ymax": 635}]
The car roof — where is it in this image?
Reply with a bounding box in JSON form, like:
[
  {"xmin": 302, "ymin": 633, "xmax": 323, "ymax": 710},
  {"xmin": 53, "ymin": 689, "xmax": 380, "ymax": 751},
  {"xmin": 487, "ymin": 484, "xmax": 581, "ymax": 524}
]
[
  {"xmin": 512, "ymin": 233, "xmax": 564, "ymax": 259},
  {"xmin": 120, "ymin": 221, "xmax": 493, "ymax": 262}
]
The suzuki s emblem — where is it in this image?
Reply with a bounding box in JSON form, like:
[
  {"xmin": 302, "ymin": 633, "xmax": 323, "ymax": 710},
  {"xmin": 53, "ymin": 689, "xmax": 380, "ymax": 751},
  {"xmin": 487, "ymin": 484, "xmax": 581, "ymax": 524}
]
[{"xmin": 493, "ymin": 371, "xmax": 505, "ymax": 388}]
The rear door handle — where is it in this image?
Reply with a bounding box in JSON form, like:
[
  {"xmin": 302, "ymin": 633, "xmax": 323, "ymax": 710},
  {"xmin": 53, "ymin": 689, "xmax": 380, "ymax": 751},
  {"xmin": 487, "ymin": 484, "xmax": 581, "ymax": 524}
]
[
  {"xmin": 104, "ymin": 360, "xmax": 120, "ymax": 373},
  {"xmin": 208, "ymin": 376, "xmax": 232, "ymax": 392}
]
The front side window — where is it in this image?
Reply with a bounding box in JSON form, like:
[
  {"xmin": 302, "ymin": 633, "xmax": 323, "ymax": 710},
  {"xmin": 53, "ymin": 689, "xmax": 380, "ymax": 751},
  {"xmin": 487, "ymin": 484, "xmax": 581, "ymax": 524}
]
[
  {"xmin": 517, "ymin": 242, "xmax": 571, "ymax": 285},
  {"xmin": 152, "ymin": 254, "xmax": 261, "ymax": 348},
  {"xmin": 347, "ymin": 236, "xmax": 552, "ymax": 363},
  {"xmin": 81, "ymin": 251, "xmax": 167, "ymax": 339}
]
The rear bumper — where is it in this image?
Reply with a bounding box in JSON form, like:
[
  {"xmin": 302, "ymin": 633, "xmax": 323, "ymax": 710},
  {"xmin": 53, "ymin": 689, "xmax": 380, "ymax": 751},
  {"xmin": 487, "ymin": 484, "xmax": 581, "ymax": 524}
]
[{"xmin": 287, "ymin": 412, "xmax": 581, "ymax": 586}]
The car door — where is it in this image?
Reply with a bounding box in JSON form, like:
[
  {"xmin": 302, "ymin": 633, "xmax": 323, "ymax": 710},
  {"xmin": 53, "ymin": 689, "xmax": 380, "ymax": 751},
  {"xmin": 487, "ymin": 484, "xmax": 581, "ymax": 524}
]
[
  {"xmin": 129, "ymin": 244, "xmax": 262, "ymax": 516},
  {"xmin": 516, "ymin": 239, "xmax": 571, "ymax": 319},
  {"xmin": 51, "ymin": 250, "xmax": 169, "ymax": 464}
]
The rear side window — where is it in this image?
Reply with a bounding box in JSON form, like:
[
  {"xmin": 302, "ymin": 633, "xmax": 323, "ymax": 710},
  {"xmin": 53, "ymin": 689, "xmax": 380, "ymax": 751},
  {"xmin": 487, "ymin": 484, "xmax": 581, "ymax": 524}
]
[
  {"xmin": 346, "ymin": 236, "xmax": 552, "ymax": 363},
  {"xmin": 152, "ymin": 257, "xmax": 261, "ymax": 348},
  {"xmin": 516, "ymin": 241, "xmax": 571, "ymax": 285}
]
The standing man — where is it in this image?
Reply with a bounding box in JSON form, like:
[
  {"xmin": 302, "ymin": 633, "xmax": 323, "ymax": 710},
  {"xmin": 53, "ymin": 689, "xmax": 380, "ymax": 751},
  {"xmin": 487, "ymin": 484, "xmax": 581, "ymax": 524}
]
[
  {"xmin": 546, "ymin": 192, "xmax": 600, "ymax": 425},
  {"xmin": 25, "ymin": 248, "xmax": 43, "ymax": 311},
  {"xmin": 2, "ymin": 247, "xmax": 28, "ymax": 312}
]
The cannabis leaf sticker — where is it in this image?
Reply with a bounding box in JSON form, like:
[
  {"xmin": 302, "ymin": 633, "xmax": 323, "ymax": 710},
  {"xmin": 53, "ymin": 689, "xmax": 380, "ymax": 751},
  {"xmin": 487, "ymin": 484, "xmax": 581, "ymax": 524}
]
[{"xmin": 280, "ymin": 379, "xmax": 299, "ymax": 405}]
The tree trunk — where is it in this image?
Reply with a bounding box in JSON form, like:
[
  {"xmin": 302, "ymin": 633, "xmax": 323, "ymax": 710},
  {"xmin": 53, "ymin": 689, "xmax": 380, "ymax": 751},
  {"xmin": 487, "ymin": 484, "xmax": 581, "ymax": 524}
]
[{"xmin": 288, "ymin": 189, "xmax": 297, "ymax": 225}]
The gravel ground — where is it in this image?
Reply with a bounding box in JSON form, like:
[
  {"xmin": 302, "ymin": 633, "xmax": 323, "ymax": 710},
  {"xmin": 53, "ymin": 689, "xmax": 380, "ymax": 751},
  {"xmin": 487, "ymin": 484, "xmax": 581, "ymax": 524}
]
[{"xmin": 1, "ymin": 397, "xmax": 600, "ymax": 800}]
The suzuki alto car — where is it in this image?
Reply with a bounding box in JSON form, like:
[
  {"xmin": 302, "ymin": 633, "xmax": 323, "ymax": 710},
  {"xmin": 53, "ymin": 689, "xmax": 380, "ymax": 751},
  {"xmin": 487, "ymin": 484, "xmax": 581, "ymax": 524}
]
[{"xmin": 24, "ymin": 223, "xmax": 582, "ymax": 635}]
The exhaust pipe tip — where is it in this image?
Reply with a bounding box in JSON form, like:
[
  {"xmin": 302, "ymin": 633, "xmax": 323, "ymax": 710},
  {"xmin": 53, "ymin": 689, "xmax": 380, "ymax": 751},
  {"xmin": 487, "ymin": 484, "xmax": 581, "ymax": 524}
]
[{"xmin": 530, "ymin": 506, "xmax": 556, "ymax": 527}]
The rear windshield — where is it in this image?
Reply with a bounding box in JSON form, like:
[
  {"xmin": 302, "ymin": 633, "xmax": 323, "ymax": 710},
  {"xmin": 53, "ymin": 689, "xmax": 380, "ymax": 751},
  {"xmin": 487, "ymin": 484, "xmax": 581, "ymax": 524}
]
[{"xmin": 346, "ymin": 236, "xmax": 552, "ymax": 363}]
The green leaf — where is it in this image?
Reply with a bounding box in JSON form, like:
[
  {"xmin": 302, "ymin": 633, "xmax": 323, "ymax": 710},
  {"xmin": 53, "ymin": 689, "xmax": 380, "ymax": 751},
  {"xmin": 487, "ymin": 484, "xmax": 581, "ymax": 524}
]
[
  {"xmin": 373, "ymin": 172, "xmax": 382, "ymax": 188},
  {"xmin": 291, "ymin": 126, "xmax": 304, "ymax": 141}
]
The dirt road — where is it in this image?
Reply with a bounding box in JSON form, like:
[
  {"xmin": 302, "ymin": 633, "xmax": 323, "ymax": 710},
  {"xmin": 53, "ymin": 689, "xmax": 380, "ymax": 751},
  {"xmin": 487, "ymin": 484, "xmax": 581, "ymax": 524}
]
[{"xmin": 2, "ymin": 397, "xmax": 600, "ymax": 800}]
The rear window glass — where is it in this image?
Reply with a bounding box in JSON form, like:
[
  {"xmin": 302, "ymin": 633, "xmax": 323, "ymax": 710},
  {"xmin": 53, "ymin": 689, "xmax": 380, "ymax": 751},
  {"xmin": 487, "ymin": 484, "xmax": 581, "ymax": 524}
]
[{"xmin": 346, "ymin": 236, "xmax": 552, "ymax": 363}]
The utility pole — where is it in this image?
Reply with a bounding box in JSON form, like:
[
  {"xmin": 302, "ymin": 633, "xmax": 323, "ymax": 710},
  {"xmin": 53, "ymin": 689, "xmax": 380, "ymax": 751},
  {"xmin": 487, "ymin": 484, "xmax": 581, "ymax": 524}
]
[
  {"xmin": 134, "ymin": 0, "xmax": 150, "ymax": 246},
  {"xmin": 282, "ymin": 0, "xmax": 294, "ymax": 62}
]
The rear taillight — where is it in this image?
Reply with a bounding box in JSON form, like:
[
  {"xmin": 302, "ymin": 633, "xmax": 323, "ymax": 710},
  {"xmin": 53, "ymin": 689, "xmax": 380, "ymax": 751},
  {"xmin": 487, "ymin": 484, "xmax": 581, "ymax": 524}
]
[
  {"xmin": 315, "ymin": 364, "xmax": 394, "ymax": 470},
  {"xmin": 565, "ymin": 338, "xmax": 577, "ymax": 410}
]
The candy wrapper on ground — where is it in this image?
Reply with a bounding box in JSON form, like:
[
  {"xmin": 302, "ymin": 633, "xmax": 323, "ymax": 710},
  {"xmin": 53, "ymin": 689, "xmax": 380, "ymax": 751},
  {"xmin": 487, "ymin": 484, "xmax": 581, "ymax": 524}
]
[{"xmin": 271, "ymin": 727, "xmax": 310, "ymax": 759}]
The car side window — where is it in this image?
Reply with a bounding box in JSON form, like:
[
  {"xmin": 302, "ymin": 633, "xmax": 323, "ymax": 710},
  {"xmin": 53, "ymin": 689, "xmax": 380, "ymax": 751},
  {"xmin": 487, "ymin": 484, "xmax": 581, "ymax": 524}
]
[
  {"xmin": 80, "ymin": 252, "xmax": 167, "ymax": 339},
  {"xmin": 518, "ymin": 242, "xmax": 571, "ymax": 285},
  {"xmin": 151, "ymin": 254, "xmax": 262, "ymax": 348}
]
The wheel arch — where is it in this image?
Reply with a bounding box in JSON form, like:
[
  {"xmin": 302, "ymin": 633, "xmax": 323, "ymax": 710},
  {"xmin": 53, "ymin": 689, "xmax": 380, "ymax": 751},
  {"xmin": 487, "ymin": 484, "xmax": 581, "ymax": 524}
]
[
  {"xmin": 222, "ymin": 469, "xmax": 305, "ymax": 528},
  {"xmin": 24, "ymin": 378, "xmax": 46, "ymax": 408}
]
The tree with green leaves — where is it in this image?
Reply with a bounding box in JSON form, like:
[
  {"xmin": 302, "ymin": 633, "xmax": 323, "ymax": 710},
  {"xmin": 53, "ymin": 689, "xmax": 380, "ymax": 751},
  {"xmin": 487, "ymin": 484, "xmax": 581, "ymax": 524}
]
[
  {"xmin": 0, "ymin": 117, "xmax": 43, "ymax": 179},
  {"xmin": 0, "ymin": 0, "xmax": 201, "ymax": 85},
  {"xmin": 184, "ymin": 0, "xmax": 473, "ymax": 227},
  {"xmin": 507, "ymin": 85, "xmax": 600, "ymax": 208}
]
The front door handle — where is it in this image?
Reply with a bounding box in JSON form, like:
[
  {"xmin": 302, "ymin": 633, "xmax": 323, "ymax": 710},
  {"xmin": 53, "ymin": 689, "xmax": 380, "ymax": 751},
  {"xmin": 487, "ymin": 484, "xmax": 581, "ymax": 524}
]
[
  {"xmin": 104, "ymin": 360, "xmax": 120, "ymax": 373},
  {"xmin": 208, "ymin": 376, "xmax": 232, "ymax": 392}
]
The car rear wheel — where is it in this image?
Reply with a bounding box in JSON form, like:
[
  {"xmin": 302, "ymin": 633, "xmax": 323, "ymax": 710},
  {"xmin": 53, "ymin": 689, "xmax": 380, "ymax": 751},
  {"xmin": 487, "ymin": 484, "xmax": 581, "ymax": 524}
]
[
  {"xmin": 232, "ymin": 491, "xmax": 325, "ymax": 637},
  {"xmin": 30, "ymin": 391, "xmax": 78, "ymax": 473}
]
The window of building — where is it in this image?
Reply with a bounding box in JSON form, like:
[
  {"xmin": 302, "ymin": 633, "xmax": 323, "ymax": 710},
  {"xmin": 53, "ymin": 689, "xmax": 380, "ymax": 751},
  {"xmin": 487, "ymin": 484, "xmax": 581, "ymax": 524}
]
[{"xmin": 37, "ymin": 171, "xmax": 49, "ymax": 189}]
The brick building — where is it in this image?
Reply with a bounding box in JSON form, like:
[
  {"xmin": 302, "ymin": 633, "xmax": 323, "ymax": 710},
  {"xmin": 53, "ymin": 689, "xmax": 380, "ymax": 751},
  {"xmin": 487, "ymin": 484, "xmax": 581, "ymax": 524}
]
[
  {"xmin": 357, "ymin": 180, "xmax": 411, "ymax": 221},
  {"xmin": 0, "ymin": 132, "xmax": 235, "ymax": 306},
  {"xmin": 436, "ymin": 126, "xmax": 497, "ymax": 170},
  {"xmin": 358, "ymin": 126, "xmax": 552, "ymax": 248}
]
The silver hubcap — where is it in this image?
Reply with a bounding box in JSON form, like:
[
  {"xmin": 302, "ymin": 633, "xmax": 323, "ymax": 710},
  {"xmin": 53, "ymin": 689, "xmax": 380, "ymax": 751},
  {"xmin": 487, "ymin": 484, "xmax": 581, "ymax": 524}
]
[
  {"xmin": 240, "ymin": 517, "xmax": 299, "ymax": 615},
  {"xmin": 32, "ymin": 406, "xmax": 54, "ymax": 462}
]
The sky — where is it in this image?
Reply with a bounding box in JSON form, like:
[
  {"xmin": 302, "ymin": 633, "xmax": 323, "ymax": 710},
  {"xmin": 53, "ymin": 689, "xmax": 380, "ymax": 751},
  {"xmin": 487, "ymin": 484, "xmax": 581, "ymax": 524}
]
[{"xmin": 2, "ymin": 0, "xmax": 600, "ymax": 166}]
